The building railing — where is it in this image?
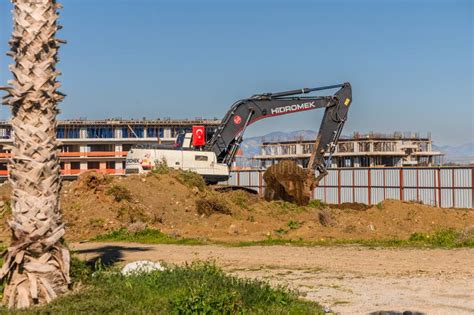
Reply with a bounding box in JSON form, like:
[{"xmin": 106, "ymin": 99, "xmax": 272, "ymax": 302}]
[
  {"xmin": 0, "ymin": 151, "xmax": 129, "ymax": 158},
  {"xmin": 0, "ymin": 169, "xmax": 124, "ymax": 176}
]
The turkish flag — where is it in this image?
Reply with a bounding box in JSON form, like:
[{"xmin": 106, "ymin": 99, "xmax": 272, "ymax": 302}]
[{"xmin": 192, "ymin": 125, "xmax": 206, "ymax": 147}]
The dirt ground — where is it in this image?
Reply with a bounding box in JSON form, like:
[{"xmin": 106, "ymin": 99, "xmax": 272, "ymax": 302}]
[
  {"xmin": 73, "ymin": 242, "xmax": 474, "ymax": 314},
  {"xmin": 0, "ymin": 171, "xmax": 473, "ymax": 243}
]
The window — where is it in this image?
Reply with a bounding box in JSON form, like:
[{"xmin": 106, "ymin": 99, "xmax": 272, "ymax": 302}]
[{"xmin": 195, "ymin": 155, "xmax": 208, "ymax": 161}]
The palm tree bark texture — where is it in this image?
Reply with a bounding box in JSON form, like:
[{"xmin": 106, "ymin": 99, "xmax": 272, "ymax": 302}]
[{"xmin": 0, "ymin": 0, "xmax": 70, "ymax": 309}]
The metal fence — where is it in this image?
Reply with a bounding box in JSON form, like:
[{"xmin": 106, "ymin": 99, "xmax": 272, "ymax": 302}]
[{"xmin": 224, "ymin": 167, "xmax": 474, "ymax": 209}]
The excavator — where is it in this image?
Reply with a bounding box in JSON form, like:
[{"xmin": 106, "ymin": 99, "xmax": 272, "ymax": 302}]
[{"xmin": 125, "ymin": 82, "xmax": 352, "ymax": 202}]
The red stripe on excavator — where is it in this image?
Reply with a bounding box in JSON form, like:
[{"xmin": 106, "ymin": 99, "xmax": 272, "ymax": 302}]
[{"xmin": 234, "ymin": 106, "xmax": 317, "ymax": 134}]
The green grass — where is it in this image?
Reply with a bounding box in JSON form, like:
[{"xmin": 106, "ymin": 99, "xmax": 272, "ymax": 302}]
[
  {"xmin": 91, "ymin": 227, "xmax": 474, "ymax": 249},
  {"xmin": 92, "ymin": 228, "xmax": 204, "ymax": 245},
  {"xmin": 4, "ymin": 262, "xmax": 322, "ymax": 315},
  {"xmin": 231, "ymin": 229, "xmax": 474, "ymax": 248},
  {"xmin": 307, "ymin": 199, "xmax": 326, "ymax": 208}
]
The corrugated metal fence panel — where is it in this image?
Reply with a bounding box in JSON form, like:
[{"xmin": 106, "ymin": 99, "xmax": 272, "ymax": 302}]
[
  {"xmin": 371, "ymin": 169, "xmax": 384, "ymax": 186},
  {"xmin": 403, "ymin": 169, "xmax": 417, "ymax": 187},
  {"xmin": 228, "ymin": 172, "xmax": 237, "ymax": 186},
  {"xmin": 239, "ymin": 172, "xmax": 251, "ymax": 186},
  {"xmin": 340, "ymin": 187, "xmax": 353, "ymax": 203},
  {"xmin": 419, "ymin": 169, "xmax": 435, "ymax": 187},
  {"xmin": 340, "ymin": 169, "xmax": 353, "ymax": 186},
  {"xmin": 354, "ymin": 187, "xmax": 369, "ymax": 204},
  {"xmin": 354, "ymin": 170, "xmax": 368, "ymax": 186},
  {"xmin": 420, "ymin": 188, "xmax": 436, "ymax": 206},
  {"xmin": 386, "ymin": 188, "xmax": 400, "ymax": 199},
  {"xmin": 325, "ymin": 187, "xmax": 338, "ymax": 204},
  {"xmin": 440, "ymin": 169, "xmax": 453, "ymax": 187},
  {"xmin": 454, "ymin": 168, "xmax": 471, "ymax": 187},
  {"xmin": 385, "ymin": 169, "xmax": 400, "ymax": 187},
  {"xmin": 326, "ymin": 170, "xmax": 338, "ymax": 186},
  {"xmin": 454, "ymin": 189, "xmax": 472, "ymax": 208},
  {"xmin": 250, "ymin": 171, "xmax": 260, "ymax": 188},
  {"xmin": 314, "ymin": 188, "xmax": 324, "ymax": 202},
  {"xmin": 403, "ymin": 188, "xmax": 417, "ymax": 202},
  {"xmin": 228, "ymin": 167, "xmax": 473, "ymax": 208},
  {"xmin": 441, "ymin": 189, "xmax": 454, "ymax": 208},
  {"xmin": 371, "ymin": 188, "xmax": 384, "ymax": 205}
]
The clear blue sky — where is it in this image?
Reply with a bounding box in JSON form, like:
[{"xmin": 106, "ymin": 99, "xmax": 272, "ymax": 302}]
[{"xmin": 1, "ymin": 0, "xmax": 472, "ymax": 145}]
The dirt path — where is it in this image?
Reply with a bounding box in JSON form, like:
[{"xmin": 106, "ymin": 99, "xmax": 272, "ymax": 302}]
[{"xmin": 72, "ymin": 242, "xmax": 474, "ymax": 314}]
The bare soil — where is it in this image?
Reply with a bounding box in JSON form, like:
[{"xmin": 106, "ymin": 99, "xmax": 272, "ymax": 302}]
[
  {"xmin": 0, "ymin": 171, "xmax": 473, "ymax": 243},
  {"xmin": 73, "ymin": 242, "xmax": 474, "ymax": 314}
]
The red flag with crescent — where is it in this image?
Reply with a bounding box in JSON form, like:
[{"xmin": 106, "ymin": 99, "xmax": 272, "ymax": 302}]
[{"xmin": 192, "ymin": 125, "xmax": 206, "ymax": 147}]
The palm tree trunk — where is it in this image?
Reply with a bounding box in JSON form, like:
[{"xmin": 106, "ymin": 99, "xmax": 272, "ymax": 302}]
[{"xmin": 0, "ymin": 0, "xmax": 69, "ymax": 309}]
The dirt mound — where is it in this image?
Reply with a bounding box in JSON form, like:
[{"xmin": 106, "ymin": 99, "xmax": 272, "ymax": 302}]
[
  {"xmin": 329, "ymin": 202, "xmax": 371, "ymax": 211},
  {"xmin": 0, "ymin": 171, "xmax": 472, "ymax": 243},
  {"xmin": 263, "ymin": 160, "xmax": 314, "ymax": 206}
]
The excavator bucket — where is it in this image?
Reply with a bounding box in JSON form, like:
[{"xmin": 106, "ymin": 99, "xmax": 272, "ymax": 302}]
[{"xmin": 263, "ymin": 160, "xmax": 317, "ymax": 206}]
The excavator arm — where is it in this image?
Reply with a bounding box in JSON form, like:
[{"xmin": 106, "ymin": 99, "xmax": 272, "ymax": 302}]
[{"xmin": 205, "ymin": 82, "xmax": 352, "ymax": 180}]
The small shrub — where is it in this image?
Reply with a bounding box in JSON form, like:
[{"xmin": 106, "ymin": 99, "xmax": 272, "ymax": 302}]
[
  {"xmin": 171, "ymin": 282, "xmax": 242, "ymax": 314},
  {"xmin": 274, "ymin": 228, "xmax": 287, "ymax": 236},
  {"xmin": 376, "ymin": 202, "xmax": 383, "ymax": 210},
  {"xmin": 229, "ymin": 190, "xmax": 250, "ymax": 209},
  {"xmin": 308, "ymin": 199, "xmax": 326, "ymax": 208},
  {"xmin": 287, "ymin": 220, "xmax": 302, "ymax": 230},
  {"xmin": 116, "ymin": 206, "xmax": 148, "ymax": 223},
  {"xmin": 0, "ymin": 199, "xmax": 11, "ymax": 218},
  {"xmin": 106, "ymin": 184, "xmax": 132, "ymax": 202},
  {"xmin": 70, "ymin": 256, "xmax": 94, "ymax": 285},
  {"xmin": 152, "ymin": 158, "xmax": 170, "ymax": 175},
  {"xmin": 196, "ymin": 193, "xmax": 232, "ymax": 216},
  {"xmin": 176, "ymin": 170, "xmax": 206, "ymax": 192}
]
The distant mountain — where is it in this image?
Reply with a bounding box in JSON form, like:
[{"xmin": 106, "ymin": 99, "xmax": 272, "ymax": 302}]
[
  {"xmin": 241, "ymin": 130, "xmax": 317, "ymax": 157},
  {"xmin": 433, "ymin": 143, "xmax": 474, "ymax": 164}
]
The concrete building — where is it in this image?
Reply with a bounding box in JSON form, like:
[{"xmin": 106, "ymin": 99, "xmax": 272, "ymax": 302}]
[
  {"xmin": 254, "ymin": 132, "xmax": 443, "ymax": 168},
  {"xmin": 0, "ymin": 119, "xmax": 220, "ymax": 180}
]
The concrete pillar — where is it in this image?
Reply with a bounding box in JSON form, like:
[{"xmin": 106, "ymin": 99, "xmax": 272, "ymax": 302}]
[
  {"xmin": 164, "ymin": 128, "xmax": 171, "ymax": 138},
  {"xmin": 80, "ymin": 162, "xmax": 87, "ymax": 171},
  {"xmin": 114, "ymin": 127, "xmax": 122, "ymax": 139},
  {"xmin": 296, "ymin": 143, "xmax": 302, "ymax": 155},
  {"xmin": 64, "ymin": 162, "xmax": 71, "ymax": 175},
  {"xmin": 143, "ymin": 127, "xmax": 147, "ymax": 138},
  {"xmin": 80, "ymin": 127, "xmax": 87, "ymax": 139},
  {"xmin": 115, "ymin": 144, "xmax": 123, "ymax": 157}
]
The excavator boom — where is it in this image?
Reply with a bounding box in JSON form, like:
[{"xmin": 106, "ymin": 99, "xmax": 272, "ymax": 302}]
[{"xmin": 205, "ymin": 82, "xmax": 352, "ymax": 179}]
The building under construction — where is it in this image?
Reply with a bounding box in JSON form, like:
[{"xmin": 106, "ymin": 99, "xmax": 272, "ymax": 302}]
[
  {"xmin": 254, "ymin": 132, "xmax": 443, "ymax": 169},
  {"xmin": 0, "ymin": 119, "xmax": 220, "ymax": 180}
]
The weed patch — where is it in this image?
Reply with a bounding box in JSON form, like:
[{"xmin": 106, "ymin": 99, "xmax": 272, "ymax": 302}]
[
  {"xmin": 92, "ymin": 228, "xmax": 202, "ymax": 245},
  {"xmin": 196, "ymin": 192, "xmax": 232, "ymax": 216},
  {"xmin": 106, "ymin": 184, "xmax": 132, "ymax": 202},
  {"xmin": 175, "ymin": 170, "xmax": 206, "ymax": 192},
  {"xmin": 308, "ymin": 199, "xmax": 326, "ymax": 208},
  {"xmin": 3, "ymin": 262, "xmax": 322, "ymax": 314}
]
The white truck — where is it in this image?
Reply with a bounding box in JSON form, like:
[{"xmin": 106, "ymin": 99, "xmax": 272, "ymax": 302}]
[{"xmin": 125, "ymin": 83, "xmax": 352, "ymax": 185}]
